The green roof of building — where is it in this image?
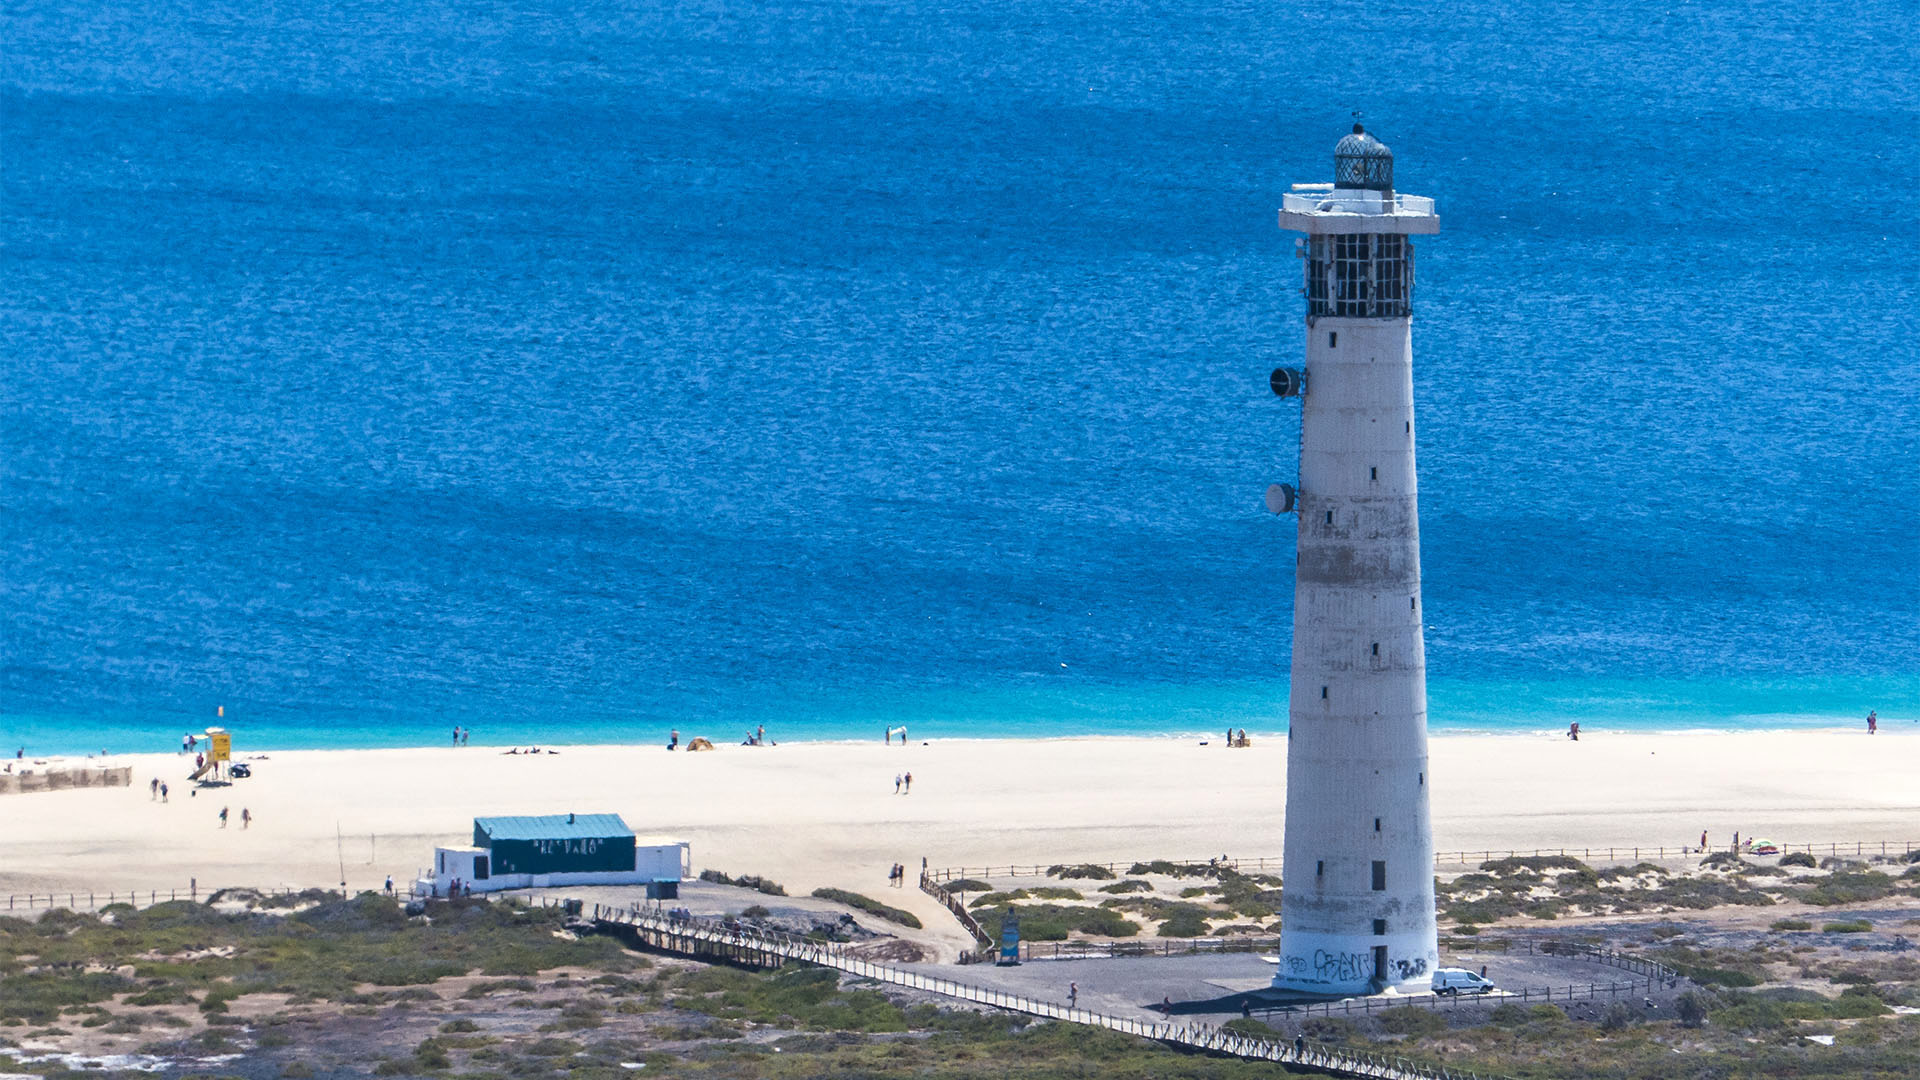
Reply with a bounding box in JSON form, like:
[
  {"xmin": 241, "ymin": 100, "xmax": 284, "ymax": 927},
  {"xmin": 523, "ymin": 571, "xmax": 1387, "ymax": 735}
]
[{"xmin": 473, "ymin": 813, "xmax": 634, "ymax": 841}]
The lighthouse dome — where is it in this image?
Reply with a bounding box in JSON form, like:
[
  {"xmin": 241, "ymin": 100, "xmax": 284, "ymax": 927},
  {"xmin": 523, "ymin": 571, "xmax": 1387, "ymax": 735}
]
[{"xmin": 1334, "ymin": 124, "xmax": 1394, "ymax": 192}]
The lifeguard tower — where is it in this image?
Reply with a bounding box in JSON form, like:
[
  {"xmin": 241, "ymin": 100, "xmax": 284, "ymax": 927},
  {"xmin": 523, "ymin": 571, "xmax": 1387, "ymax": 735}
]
[{"xmin": 189, "ymin": 726, "xmax": 233, "ymax": 783}]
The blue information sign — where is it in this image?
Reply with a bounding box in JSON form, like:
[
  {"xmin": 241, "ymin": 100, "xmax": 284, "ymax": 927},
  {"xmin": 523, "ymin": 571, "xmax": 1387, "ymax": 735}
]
[{"xmin": 998, "ymin": 911, "xmax": 1020, "ymax": 965}]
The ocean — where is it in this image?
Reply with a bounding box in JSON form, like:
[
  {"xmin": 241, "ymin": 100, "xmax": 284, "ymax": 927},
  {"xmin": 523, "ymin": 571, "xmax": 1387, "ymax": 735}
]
[{"xmin": 4, "ymin": 0, "xmax": 1916, "ymax": 753}]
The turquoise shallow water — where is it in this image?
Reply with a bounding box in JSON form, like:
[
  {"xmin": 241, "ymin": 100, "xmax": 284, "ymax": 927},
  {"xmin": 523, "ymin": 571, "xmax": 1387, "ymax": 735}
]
[
  {"xmin": 7, "ymin": 674, "xmax": 1915, "ymax": 754},
  {"xmin": 3, "ymin": 0, "xmax": 1917, "ymax": 754}
]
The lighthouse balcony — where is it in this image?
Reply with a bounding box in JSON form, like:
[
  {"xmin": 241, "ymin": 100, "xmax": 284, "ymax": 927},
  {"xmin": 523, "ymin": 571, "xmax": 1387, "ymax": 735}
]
[{"xmin": 1280, "ymin": 190, "xmax": 1438, "ymax": 234}]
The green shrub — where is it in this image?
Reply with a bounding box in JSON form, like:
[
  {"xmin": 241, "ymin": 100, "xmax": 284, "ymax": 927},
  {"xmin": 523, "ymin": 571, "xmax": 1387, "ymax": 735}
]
[
  {"xmin": 1780, "ymin": 851, "xmax": 1818, "ymax": 868},
  {"xmin": 1802, "ymin": 872, "xmax": 1895, "ymax": 906},
  {"xmin": 810, "ymin": 888, "xmax": 922, "ymax": 929},
  {"xmin": 1126, "ymin": 861, "xmax": 1212, "ymax": 878},
  {"xmin": 973, "ymin": 903, "xmax": 1136, "ymax": 942},
  {"xmin": 944, "ymin": 879, "xmax": 993, "ymax": 892},
  {"xmin": 280, "ymin": 1063, "xmax": 314, "ymax": 1079},
  {"xmin": 970, "ymin": 890, "xmax": 1030, "ymax": 908},
  {"xmin": 439, "ymin": 1019, "xmax": 480, "ymax": 1033},
  {"xmin": 1676, "ymin": 990, "xmax": 1709, "ymax": 1027},
  {"xmin": 1489, "ymin": 1002, "xmax": 1530, "ymax": 1026},
  {"xmin": 1822, "ymin": 920, "xmax": 1872, "ymax": 933},
  {"xmin": 698, "ymin": 870, "xmax": 787, "ymax": 896},
  {"xmin": 1599, "ymin": 1002, "xmax": 1637, "ymax": 1031},
  {"xmin": 1155, "ymin": 905, "xmax": 1211, "ymax": 938},
  {"xmin": 741, "ymin": 905, "xmax": 770, "ymax": 918},
  {"xmin": 1377, "ymin": 1007, "xmax": 1445, "ymax": 1036},
  {"xmin": 1300, "ymin": 1016, "xmax": 1356, "ymax": 1043},
  {"xmin": 1771, "ymin": 919, "xmax": 1812, "ymax": 931},
  {"xmin": 414, "ymin": 1038, "xmax": 452, "ymax": 1068},
  {"xmin": 1046, "ymin": 864, "xmax": 1117, "ymax": 880},
  {"xmin": 1098, "ymin": 880, "xmax": 1153, "ymax": 894},
  {"xmin": 1527, "ymin": 1004, "xmax": 1566, "ymax": 1023},
  {"xmin": 1026, "ymin": 887, "xmax": 1083, "ymax": 901},
  {"xmin": 1481, "ymin": 855, "xmax": 1589, "ymax": 876}
]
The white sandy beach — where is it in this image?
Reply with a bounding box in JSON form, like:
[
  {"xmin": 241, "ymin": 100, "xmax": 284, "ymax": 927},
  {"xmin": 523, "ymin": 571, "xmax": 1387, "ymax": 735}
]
[{"xmin": 2, "ymin": 731, "xmax": 1915, "ymax": 929}]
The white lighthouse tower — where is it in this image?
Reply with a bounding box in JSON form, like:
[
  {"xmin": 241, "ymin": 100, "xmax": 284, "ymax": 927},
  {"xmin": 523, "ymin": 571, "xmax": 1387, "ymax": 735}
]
[{"xmin": 1268, "ymin": 126, "xmax": 1440, "ymax": 995}]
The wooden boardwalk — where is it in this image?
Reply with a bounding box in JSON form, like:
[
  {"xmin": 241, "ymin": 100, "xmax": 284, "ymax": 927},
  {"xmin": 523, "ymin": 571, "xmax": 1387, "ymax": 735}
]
[{"xmin": 588, "ymin": 902, "xmax": 1514, "ymax": 1080}]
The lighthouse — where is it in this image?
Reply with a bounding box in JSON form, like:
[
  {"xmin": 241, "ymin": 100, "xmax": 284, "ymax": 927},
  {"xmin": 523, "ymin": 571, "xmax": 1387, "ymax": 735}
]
[{"xmin": 1268, "ymin": 126, "xmax": 1440, "ymax": 995}]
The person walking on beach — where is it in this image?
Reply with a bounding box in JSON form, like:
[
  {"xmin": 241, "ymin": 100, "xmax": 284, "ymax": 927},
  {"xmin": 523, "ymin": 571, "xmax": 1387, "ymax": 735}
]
[
  {"xmin": 885, "ymin": 727, "xmax": 891, "ymax": 746},
  {"xmin": 894, "ymin": 773, "xmax": 903, "ymax": 794},
  {"xmin": 160, "ymin": 782, "xmax": 168, "ymax": 802},
  {"xmin": 903, "ymin": 771, "xmax": 912, "ymax": 794},
  {"xmin": 150, "ymin": 777, "xmax": 159, "ymax": 800},
  {"xmin": 669, "ymin": 729, "xmax": 679, "ymax": 751},
  {"xmin": 1867, "ymin": 710, "xmax": 1877, "ymax": 734},
  {"xmin": 1700, "ymin": 830, "xmax": 1708, "ymax": 851},
  {"xmin": 219, "ymin": 806, "xmax": 229, "ymax": 828},
  {"xmin": 241, "ymin": 808, "xmax": 251, "ymax": 829}
]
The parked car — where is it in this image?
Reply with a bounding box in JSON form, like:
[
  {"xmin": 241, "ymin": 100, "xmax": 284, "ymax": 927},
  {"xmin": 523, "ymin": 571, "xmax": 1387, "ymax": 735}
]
[{"xmin": 1432, "ymin": 968, "xmax": 1496, "ymax": 995}]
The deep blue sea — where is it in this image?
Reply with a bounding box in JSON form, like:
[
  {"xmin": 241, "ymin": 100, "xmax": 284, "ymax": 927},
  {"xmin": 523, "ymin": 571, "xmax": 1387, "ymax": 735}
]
[{"xmin": 4, "ymin": 0, "xmax": 1917, "ymax": 753}]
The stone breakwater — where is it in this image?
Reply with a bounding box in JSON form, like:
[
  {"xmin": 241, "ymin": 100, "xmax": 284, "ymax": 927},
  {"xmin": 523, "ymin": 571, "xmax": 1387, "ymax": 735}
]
[{"xmin": 0, "ymin": 765, "xmax": 132, "ymax": 795}]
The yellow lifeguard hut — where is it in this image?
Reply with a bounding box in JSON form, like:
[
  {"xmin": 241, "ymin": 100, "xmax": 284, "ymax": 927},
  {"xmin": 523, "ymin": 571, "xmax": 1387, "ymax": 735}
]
[{"xmin": 190, "ymin": 723, "xmax": 234, "ymax": 782}]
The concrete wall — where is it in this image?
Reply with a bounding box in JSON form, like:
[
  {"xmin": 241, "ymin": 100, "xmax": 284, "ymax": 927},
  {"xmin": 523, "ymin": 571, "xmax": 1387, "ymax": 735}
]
[{"xmin": 1275, "ymin": 311, "xmax": 1438, "ymax": 995}]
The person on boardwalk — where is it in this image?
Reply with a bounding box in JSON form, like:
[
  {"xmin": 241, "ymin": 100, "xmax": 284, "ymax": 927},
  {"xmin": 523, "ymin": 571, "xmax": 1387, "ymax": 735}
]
[
  {"xmin": 241, "ymin": 808, "xmax": 251, "ymax": 829},
  {"xmin": 384, "ymin": 875, "xmax": 394, "ymax": 896},
  {"xmin": 1294, "ymin": 1033, "xmax": 1305, "ymax": 1057},
  {"xmin": 1867, "ymin": 709, "xmax": 1877, "ymax": 734},
  {"xmin": 218, "ymin": 806, "xmax": 229, "ymax": 828},
  {"xmin": 903, "ymin": 771, "xmax": 912, "ymax": 794},
  {"xmin": 1160, "ymin": 995, "xmax": 1173, "ymax": 1016},
  {"xmin": 1067, "ymin": 981, "xmax": 1077, "ymax": 1008}
]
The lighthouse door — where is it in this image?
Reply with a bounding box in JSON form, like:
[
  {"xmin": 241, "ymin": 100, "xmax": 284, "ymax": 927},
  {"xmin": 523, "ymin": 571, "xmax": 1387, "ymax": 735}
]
[{"xmin": 1373, "ymin": 945, "xmax": 1389, "ymax": 985}]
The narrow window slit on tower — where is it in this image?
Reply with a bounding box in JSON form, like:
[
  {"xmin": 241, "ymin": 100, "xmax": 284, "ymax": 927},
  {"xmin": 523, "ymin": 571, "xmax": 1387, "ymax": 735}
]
[
  {"xmin": 1371, "ymin": 861, "xmax": 1386, "ymax": 891},
  {"xmin": 1329, "ymin": 332, "xmax": 1337, "ymax": 348},
  {"xmin": 1374, "ymin": 817, "xmax": 1381, "ymax": 832},
  {"xmin": 1321, "ymin": 686, "xmax": 1328, "ymax": 699},
  {"xmin": 1372, "ymin": 642, "xmax": 1379, "ymax": 656},
  {"xmin": 1325, "ymin": 510, "xmax": 1333, "ymax": 525},
  {"xmin": 1373, "ymin": 919, "xmax": 1386, "ymax": 936},
  {"xmin": 1316, "ymin": 860, "xmax": 1324, "ymax": 878},
  {"xmin": 1370, "ymin": 466, "xmax": 1377, "ymax": 480}
]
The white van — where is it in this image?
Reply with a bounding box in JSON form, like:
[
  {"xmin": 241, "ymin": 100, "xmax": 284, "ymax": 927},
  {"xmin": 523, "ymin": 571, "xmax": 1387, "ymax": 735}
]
[{"xmin": 1431, "ymin": 968, "xmax": 1496, "ymax": 995}]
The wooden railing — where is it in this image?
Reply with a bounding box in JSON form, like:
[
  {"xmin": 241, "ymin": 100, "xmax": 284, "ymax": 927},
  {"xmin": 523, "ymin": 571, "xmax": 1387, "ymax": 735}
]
[{"xmin": 586, "ymin": 900, "xmax": 1516, "ymax": 1080}]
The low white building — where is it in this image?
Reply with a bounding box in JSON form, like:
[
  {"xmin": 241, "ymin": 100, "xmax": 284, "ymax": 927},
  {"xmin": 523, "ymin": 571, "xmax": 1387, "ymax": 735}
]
[{"xmin": 419, "ymin": 812, "xmax": 689, "ymax": 899}]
